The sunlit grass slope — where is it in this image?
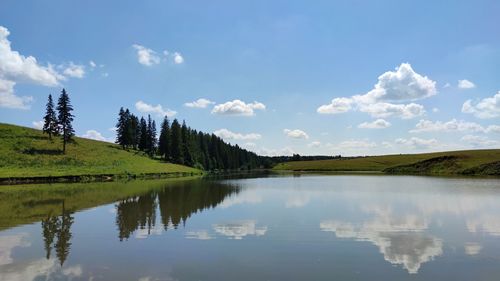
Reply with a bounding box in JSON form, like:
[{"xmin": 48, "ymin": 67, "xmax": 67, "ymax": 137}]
[
  {"xmin": 273, "ymin": 150, "xmax": 500, "ymax": 176},
  {"xmin": 0, "ymin": 123, "xmax": 200, "ymax": 178}
]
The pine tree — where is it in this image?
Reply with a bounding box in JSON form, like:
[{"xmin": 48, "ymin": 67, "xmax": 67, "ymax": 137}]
[
  {"xmin": 42, "ymin": 94, "xmax": 58, "ymax": 139},
  {"xmin": 56, "ymin": 89, "xmax": 75, "ymax": 153},
  {"xmin": 158, "ymin": 116, "xmax": 171, "ymax": 161},
  {"xmin": 181, "ymin": 120, "xmax": 193, "ymax": 166},
  {"xmin": 132, "ymin": 115, "xmax": 140, "ymax": 149},
  {"xmin": 139, "ymin": 117, "xmax": 148, "ymax": 151},
  {"xmin": 170, "ymin": 119, "xmax": 183, "ymax": 164},
  {"xmin": 116, "ymin": 107, "xmax": 127, "ymax": 148},
  {"xmin": 150, "ymin": 119, "xmax": 157, "ymax": 156}
]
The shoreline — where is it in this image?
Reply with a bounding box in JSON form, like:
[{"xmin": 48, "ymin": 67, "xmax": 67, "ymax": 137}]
[{"xmin": 0, "ymin": 171, "xmax": 203, "ymax": 185}]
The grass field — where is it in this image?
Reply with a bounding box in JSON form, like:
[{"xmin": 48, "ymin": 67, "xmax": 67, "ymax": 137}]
[
  {"xmin": 0, "ymin": 123, "xmax": 200, "ymax": 179},
  {"xmin": 273, "ymin": 150, "xmax": 500, "ymax": 176}
]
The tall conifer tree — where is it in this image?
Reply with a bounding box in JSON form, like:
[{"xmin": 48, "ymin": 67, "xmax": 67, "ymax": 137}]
[
  {"xmin": 170, "ymin": 119, "xmax": 183, "ymax": 164},
  {"xmin": 56, "ymin": 89, "xmax": 74, "ymax": 153},
  {"xmin": 158, "ymin": 116, "xmax": 171, "ymax": 160},
  {"xmin": 42, "ymin": 94, "xmax": 58, "ymax": 139}
]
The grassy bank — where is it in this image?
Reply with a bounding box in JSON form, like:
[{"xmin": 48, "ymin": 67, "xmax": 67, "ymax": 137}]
[
  {"xmin": 0, "ymin": 123, "xmax": 201, "ymax": 182},
  {"xmin": 273, "ymin": 150, "xmax": 500, "ymax": 176}
]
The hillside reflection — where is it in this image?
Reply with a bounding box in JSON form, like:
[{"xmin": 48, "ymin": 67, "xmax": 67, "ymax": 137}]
[{"xmin": 115, "ymin": 180, "xmax": 240, "ymax": 240}]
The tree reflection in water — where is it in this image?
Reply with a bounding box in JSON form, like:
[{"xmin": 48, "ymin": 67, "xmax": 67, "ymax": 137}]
[
  {"xmin": 39, "ymin": 179, "xmax": 240, "ymax": 265},
  {"xmin": 115, "ymin": 180, "xmax": 240, "ymax": 240},
  {"xmin": 41, "ymin": 200, "xmax": 74, "ymax": 266}
]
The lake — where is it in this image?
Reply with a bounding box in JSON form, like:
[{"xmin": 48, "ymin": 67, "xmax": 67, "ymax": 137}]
[{"xmin": 1, "ymin": 174, "xmax": 500, "ymax": 280}]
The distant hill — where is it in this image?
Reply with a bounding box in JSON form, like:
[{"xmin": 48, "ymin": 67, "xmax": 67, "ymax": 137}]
[
  {"xmin": 273, "ymin": 150, "xmax": 500, "ymax": 176},
  {"xmin": 0, "ymin": 123, "xmax": 200, "ymax": 181}
]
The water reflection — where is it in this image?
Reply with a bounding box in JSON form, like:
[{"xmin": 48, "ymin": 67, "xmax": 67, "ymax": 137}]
[
  {"xmin": 41, "ymin": 202, "xmax": 74, "ymax": 266},
  {"xmin": 1, "ymin": 175, "xmax": 500, "ymax": 280},
  {"xmin": 115, "ymin": 180, "xmax": 240, "ymax": 240},
  {"xmin": 213, "ymin": 220, "xmax": 268, "ymax": 240}
]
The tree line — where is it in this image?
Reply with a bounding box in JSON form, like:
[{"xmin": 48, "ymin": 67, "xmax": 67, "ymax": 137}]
[
  {"xmin": 115, "ymin": 107, "xmax": 267, "ymax": 170},
  {"xmin": 42, "ymin": 88, "xmax": 75, "ymax": 153}
]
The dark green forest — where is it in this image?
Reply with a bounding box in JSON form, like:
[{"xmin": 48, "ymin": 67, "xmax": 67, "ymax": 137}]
[{"xmin": 115, "ymin": 107, "xmax": 270, "ymax": 170}]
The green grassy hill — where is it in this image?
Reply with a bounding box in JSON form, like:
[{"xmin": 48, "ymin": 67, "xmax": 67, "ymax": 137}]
[
  {"xmin": 273, "ymin": 150, "xmax": 500, "ymax": 176},
  {"xmin": 0, "ymin": 123, "xmax": 200, "ymax": 180}
]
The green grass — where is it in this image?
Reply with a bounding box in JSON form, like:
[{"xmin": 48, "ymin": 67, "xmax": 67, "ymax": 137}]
[
  {"xmin": 0, "ymin": 123, "xmax": 201, "ymax": 178},
  {"xmin": 273, "ymin": 150, "xmax": 500, "ymax": 176}
]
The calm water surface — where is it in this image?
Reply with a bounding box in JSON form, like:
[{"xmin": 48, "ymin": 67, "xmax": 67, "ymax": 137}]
[{"xmin": 1, "ymin": 174, "xmax": 500, "ymax": 280}]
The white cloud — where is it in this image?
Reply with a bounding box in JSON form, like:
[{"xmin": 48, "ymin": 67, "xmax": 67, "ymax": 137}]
[
  {"xmin": 335, "ymin": 140, "xmax": 377, "ymax": 150},
  {"xmin": 358, "ymin": 119, "xmax": 391, "ymax": 129},
  {"xmin": 173, "ymin": 52, "xmax": 184, "ymax": 64},
  {"xmin": 82, "ymin": 129, "xmax": 112, "ymax": 142},
  {"xmin": 410, "ymin": 119, "xmax": 487, "ymax": 133},
  {"xmin": 211, "ymin": 99, "xmax": 265, "ymax": 116},
  {"xmin": 89, "ymin": 60, "xmax": 96, "ymax": 68},
  {"xmin": 318, "ymin": 63, "xmax": 435, "ymax": 119},
  {"xmin": 0, "ymin": 26, "xmax": 64, "ymax": 109},
  {"xmin": 461, "ymin": 135, "xmax": 500, "ymax": 148},
  {"xmin": 184, "ymin": 98, "xmax": 214, "ymax": 108},
  {"xmin": 132, "ymin": 44, "xmax": 160, "ymax": 66},
  {"xmin": 135, "ymin": 100, "xmax": 177, "ymax": 117},
  {"xmin": 283, "ymin": 129, "xmax": 309, "ymax": 139},
  {"xmin": 32, "ymin": 120, "xmax": 43, "ymax": 130},
  {"xmin": 62, "ymin": 62, "xmax": 85, "ymax": 78},
  {"xmin": 486, "ymin": 125, "xmax": 500, "ymax": 133},
  {"xmin": 395, "ymin": 137, "xmax": 437, "ymax": 149},
  {"xmin": 213, "ymin": 128, "xmax": 262, "ymax": 141},
  {"xmin": 317, "ymin": 97, "xmax": 353, "ymax": 114},
  {"xmin": 308, "ymin": 141, "xmax": 321, "ymax": 148},
  {"xmin": 462, "ymin": 91, "xmax": 500, "ymax": 119},
  {"xmin": 458, "ymin": 79, "xmax": 475, "ymax": 89},
  {"xmin": 432, "ymin": 107, "xmax": 439, "ymax": 113},
  {"xmin": 443, "ymin": 82, "xmax": 451, "ymax": 88},
  {"xmin": 358, "ymin": 102, "xmax": 425, "ymax": 119},
  {"xmin": 101, "ymin": 72, "xmax": 109, "ymax": 77},
  {"xmin": 254, "ymin": 146, "xmax": 295, "ymax": 156}
]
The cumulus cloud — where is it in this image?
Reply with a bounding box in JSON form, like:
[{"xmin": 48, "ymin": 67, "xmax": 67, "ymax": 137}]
[
  {"xmin": 82, "ymin": 130, "xmax": 112, "ymax": 142},
  {"xmin": 410, "ymin": 119, "xmax": 488, "ymax": 133},
  {"xmin": 135, "ymin": 100, "xmax": 177, "ymax": 117},
  {"xmin": 458, "ymin": 79, "xmax": 476, "ymax": 89},
  {"xmin": 173, "ymin": 52, "xmax": 184, "ymax": 64},
  {"xmin": 317, "ymin": 63, "xmax": 435, "ymax": 119},
  {"xmin": 357, "ymin": 102, "xmax": 425, "ymax": 119},
  {"xmin": 358, "ymin": 119, "xmax": 391, "ymax": 129},
  {"xmin": 132, "ymin": 44, "xmax": 161, "ymax": 66},
  {"xmin": 184, "ymin": 98, "xmax": 214, "ymax": 108},
  {"xmin": 0, "ymin": 26, "xmax": 64, "ymax": 109},
  {"xmin": 213, "ymin": 128, "xmax": 262, "ymax": 141},
  {"xmin": 317, "ymin": 97, "xmax": 353, "ymax": 114},
  {"xmin": 462, "ymin": 91, "xmax": 500, "ymax": 119},
  {"xmin": 283, "ymin": 129, "xmax": 309, "ymax": 139},
  {"xmin": 211, "ymin": 99, "xmax": 265, "ymax": 116},
  {"xmin": 461, "ymin": 135, "xmax": 499, "ymax": 148},
  {"xmin": 32, "ymin": 120, "xmax": 43, "ymax": 130},
  {"xmin": 62, "ymin": 62, "xmax": 85, "ymax": 78},
  {"xmin": 336, "ymin": 140, "xmax": 377, "ymax": 149},
  {"xmin": 395, "ymin": 137, "xmax": 437, "ymax": 149}
]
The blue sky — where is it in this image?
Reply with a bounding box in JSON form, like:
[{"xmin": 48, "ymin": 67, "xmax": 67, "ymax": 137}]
[{"xmin": 0, "ymin": 0, "xmax": 499, "ymax": 156}]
